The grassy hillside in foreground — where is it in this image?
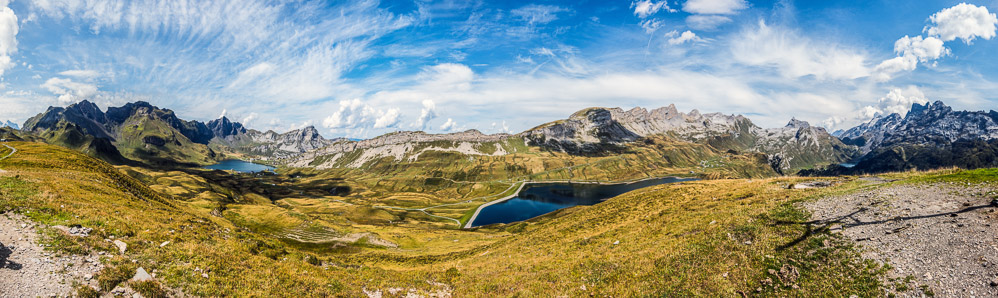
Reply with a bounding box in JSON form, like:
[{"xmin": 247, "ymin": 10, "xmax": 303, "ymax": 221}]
[{"xmin": 4, "ymin": 141, "xmax": 995, "ymax": 296}]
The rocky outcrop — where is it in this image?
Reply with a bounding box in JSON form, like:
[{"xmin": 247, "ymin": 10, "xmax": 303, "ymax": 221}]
[
  {"xmin": 882, "ymin": 101, "xmax": 998, "ymax": 146},
  {"xmin": 841, "ymin": 101, "xmax": 998, "ymax": 152},
  {"xmin": 287, "ymin": 130, "xmax": 512, "ymax": 168},
  {"xmin": 519, "ymin": 105, "xmax": 855, "ymax": 171},
  {"xmin": 757, "ymin": 119, "xmax": 858, "ymax": 173},
  {"xmin": 241, "ymin": 126, "xmax": 334, "ymax": 159},
  {"xmin": 838, "ymin": 113, "xmax": 903, "ymax": 154},
  {"xmin": 520, "ymin": 105, "xmax": 759, "ymax": 153},
  {"xmin": 206, "ymin": 117, "xmax": 247, "ymax": 139},
  {"xmin": 813, "ymin": 101, "xmax": 998, "ymax": 175}
]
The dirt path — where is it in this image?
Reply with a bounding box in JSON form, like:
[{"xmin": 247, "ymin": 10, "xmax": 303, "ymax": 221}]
[
  {"xmin": 0, "ymin": 143, "xmax": 15, "ymax": 173},
  {"xmin": 803, "ymin": 182, "xmax": 998, "ymax": 297},
  {"xmin": 0, "ymin": 143, "xmax": 15, "ymax": 161},
  {"xmin": 0, "ymin": 213, "xmax": 102, "ymax": 297}
]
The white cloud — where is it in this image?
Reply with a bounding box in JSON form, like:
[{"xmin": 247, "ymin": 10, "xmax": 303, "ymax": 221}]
[
  {"xmin": 683, "ymin": 0, "xmax": 748, "ymax": 15},
  {"xmin": 731, "ymin": 21, "xmax": 870, "ymax": 80},
  {"xmin": 894, "ymin": 35, "xmax": 949, "ymax": 61},
  {"xmin": 874, "ymin": 35, "xmax": 948, "ymax": 80},
  {"xmin": 218, "ymin": 109, "xmax": 227, "ymax": 119},
  {"xmin": 876, "ymin": 4, "xmax": 996, "ymax": 81},
  {"xmin": 40, "ymin": 77, "xmax": 98, "ymax": 104},
  {"xmin": 415, "ymin": 99, "xmax": 437, "ymax": 130},
  {"xmin": 228, "ymin": 62, "xmax": 275, "ymax": 88},
  {"xmin": 639, "ymin": 19, "xmax": 664, "ymax": 34},
  {"xmin": 58, "ymin": 70, "xmax": 101, "ymax": 80},
  {"xmin": 440, "ymin": 118, "xmax": 457, "ymax": 131},
  {"xmin": 826, "ymin": 86, "xmax": 929, "ymax": 128},
  {"xmin": 374, "ymin": 108, "xmax": 401, "ymax": 129},
  {"xmin": 0, "ymin": 1, "xmax": 17, "ymax": 77},
  {"xmin": 925, "ymin": 3, "xmax": 998, "ymax": 43},
  {"xmin": 242, "ymin": 112, "xmax": 258, "ymax": 125},
  {"xmin": 322, "ymin": 98, "xmax": 401, "ymax": 130},
  {"xmin": 875, "ymin": 86, "xmax": 929, "ymax": 116},
  {"xmin": 631, "ymin": 1, "xmax": 674, "ymax": 19},
  {"xmin": 874, "ymin": 55, "xmax": 917, "ymax": 80},
  {"xmin": 667, "ymin": 30, "xmax": 699, "ymax": 45},
  {"xmin": 26, "ymin": 0, "xmax": 415, "ymax": 125},
  {"xmin": 420, "ymin": 63, "xmax": 474, "ymax": 91},
  {"xmin": 510, "ymin": 4, "xmax": 567, "ymax": 26},
  {"xmin": 686, "ymin": 15, "xmax": 732, "ymax": 30}
]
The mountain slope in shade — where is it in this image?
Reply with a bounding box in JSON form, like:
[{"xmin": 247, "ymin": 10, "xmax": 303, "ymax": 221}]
[
  {"xmin": 21, "ymin": 100, "xmax": 332, "ymax": 165},
  {"xmin": 811, "ymin": 101, "xmax": 998, "ymax": 174},
  {"xmin": 22, "ymin": 100, "xmax": 218, "ymax": 165}
]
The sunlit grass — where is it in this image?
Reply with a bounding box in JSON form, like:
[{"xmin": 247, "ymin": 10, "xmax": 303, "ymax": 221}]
[{"xmin": 4, "ymin": 141, "xmax": 983, "ymax": 296}]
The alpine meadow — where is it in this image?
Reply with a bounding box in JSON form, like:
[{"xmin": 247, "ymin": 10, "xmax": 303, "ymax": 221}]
[{"xmin": 2, "ymin": 1, "xmax": 998, "ymax": 297}]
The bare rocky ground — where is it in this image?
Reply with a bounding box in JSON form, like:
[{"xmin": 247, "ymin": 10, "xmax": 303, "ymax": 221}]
[
  {"xmin": 803, "ymin": 181, "xmax": 998, "ymax": 297},
  {"xmin": 0, "ymin": 212, "xmax": 103, "ymax": 297}
]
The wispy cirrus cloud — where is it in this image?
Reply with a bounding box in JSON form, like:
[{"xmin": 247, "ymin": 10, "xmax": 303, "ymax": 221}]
[{"xmin": 0, "ymin": 0, "xmax": 996, "ymax": 139}]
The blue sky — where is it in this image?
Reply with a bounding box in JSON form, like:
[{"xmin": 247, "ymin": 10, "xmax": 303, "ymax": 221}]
[{"xmin": 1, "ymin": 0, "xmax": 997, "ymax": 138}]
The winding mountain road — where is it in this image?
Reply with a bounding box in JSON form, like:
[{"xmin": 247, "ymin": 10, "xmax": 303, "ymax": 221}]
[
  {"xmin": 0, "ymin": 143, "xmax": 14, "ymax": 161},
  {"xmin": 0, "ymin": 143, "xmax": 15, "ymax": 173}
]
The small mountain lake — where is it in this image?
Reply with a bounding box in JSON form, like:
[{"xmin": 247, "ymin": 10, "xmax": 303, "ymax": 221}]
[
  {"xmin": 202, "ymin": 160, "xmax": 275, "ymax": 173},
  {"xmin": 469, "ymin": 177, "xmax": 697, "ymax": 227}
]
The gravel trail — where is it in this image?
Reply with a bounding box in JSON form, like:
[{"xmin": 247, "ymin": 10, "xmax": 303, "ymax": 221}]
[
  {"xmin": 803, "ymin": 182, "xmax": 998, "ymax": 297},
  {"xmin": 0, "ymin": 213, "xmax": 102, "ymax": 297}
]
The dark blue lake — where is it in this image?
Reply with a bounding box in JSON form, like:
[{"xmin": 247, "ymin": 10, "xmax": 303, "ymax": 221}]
[
  {"xmin": 202, "ymin": 160, "xmax": 275, "ymax": 173},
  {"xmin": 470, "ymin": 177, "xmax": 696, "ymax": 227}
]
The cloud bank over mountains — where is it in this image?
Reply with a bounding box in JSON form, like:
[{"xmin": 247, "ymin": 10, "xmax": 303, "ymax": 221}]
[{"xmin": 0, "ymin": 0, "xmax": 995, "ymax": 138}]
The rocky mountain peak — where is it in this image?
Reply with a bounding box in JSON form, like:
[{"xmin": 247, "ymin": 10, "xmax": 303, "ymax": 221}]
[
  {"xmin": 69, "ymin": 100, "xmax": 105, "ymax": 120},
  {"xmin": 908, "ymin": 100, "xmax": 951, "ymax": 117},
  {"xmin": 207, "ymin": 116, "xmax": 246, "ymax": 138},
  {"xmin": 785, "ymin": 118, "xmax": 811, "ymax": 129},
  {"xmin": 839, "ymin": 100, "xmax": 998, "ymax": 156}
]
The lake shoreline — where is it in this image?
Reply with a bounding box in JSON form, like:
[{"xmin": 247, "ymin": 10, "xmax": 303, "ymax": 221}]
[
  {"xmin": 462, "ymin": 175, "xmax": 696, "ymax": 228},
  {"xmin": 202, "ymin": 159, "xmax": 277, "ymax": 173}
]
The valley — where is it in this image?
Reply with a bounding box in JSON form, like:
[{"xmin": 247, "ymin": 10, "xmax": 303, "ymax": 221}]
[
  {"xmin": 5, "ymin": 2, "xmax": 998, "ymax": 296},
  {"xmin": 1, "ymin": 100, "xmax": 998, "ymax": 297}
]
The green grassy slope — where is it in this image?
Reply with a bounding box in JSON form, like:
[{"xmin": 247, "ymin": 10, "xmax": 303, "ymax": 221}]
[
  {"xmin": 4, "ymin": 141, "xmax": 981, "ymax": 296},
  {"xmin": 114, "ymin": 114, "xmax": 219, "ymax": 166}
]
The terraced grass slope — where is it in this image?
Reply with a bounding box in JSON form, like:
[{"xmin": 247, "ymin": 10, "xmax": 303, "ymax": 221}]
[{"xmin": 6, "ymin": 140, "xmax": 982, "ymax": 296}]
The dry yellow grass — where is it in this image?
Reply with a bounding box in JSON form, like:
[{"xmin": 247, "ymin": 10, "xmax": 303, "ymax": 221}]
[{"xmin": 6, "ymin": 141, "xmax": 985, "ymax": 296}]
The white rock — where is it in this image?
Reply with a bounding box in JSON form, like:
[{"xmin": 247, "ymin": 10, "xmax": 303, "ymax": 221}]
[
  {"xmin": 113, "ymin": 240, "xmax": 127, "ymax": 254},
  {"xmin": 131, "ymin": 267, "xmax": 153, "ymax": 282}
]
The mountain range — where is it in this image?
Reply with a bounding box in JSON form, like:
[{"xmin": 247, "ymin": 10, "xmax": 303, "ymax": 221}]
[
  {"xmin": 1, "ymin": 120, "xmax": 18, "ymax": 129},
  {"xmin": 12, "ymin": 100, "xmax": 998, "ymax": 175},
  {"xmin": 19, "ymin": 100, "xmax": 332, "ymax": 165},
  {"xmin": 809, "ymin": 101, "xmax": 998, "ymax": 174}
]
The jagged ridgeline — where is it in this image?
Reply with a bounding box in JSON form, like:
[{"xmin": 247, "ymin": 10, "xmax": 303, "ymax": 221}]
[
  {"xmin": 806, "ymin": 101, "xmax": 998, "ymax": 175},
  {"xmin": 288, "ymin": 104, "xmax": 856, "ymax": 177},
  {"xmin": 20, "ymin": 100, "xmax": 333, "ymax": 166}
]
